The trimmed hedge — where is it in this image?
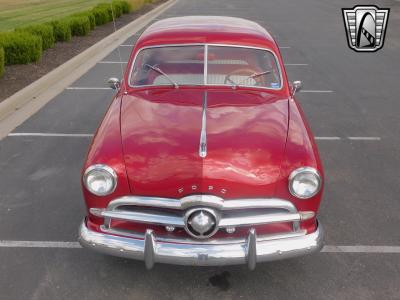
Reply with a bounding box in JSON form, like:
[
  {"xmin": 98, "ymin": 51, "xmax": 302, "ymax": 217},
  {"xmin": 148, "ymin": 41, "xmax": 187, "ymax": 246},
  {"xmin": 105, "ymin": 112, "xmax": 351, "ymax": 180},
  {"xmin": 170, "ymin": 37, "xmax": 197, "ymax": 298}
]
[
  {"xmin": 118, "ymin": 1, "xmax": 132, "ymax": 13},
  {"xmin": 111, "ymin": 1, "xmax": 123, "ymax": 18},
  {"xmin": 16, "ymin": 24, "xmax": 55, "ymax": 50},
  {"xmin": 67, "ymin": 16, "xmax": 91, "ymax": 36},
  {"xmin": 0, "ymin": 47, "xmax": 4, "ymax": 78},
  {"xmin": 50, "ymin": 20, "xmax": 72, "ymax": 42},
  {"xmin": 96, "ymin": 4, "xmax": 114, "ymax": 22},
  {"xmin": 92, "ymin": 5, "xmax": 112, "ymax": 26},
  {"xmin": 0, "ymin": 32, "xmax": 42, "ymax": 65},
  {"xmin": 0, "ymin": 0, "xmax": 134, "ymax": 74},
  {"xmin": 72, "ymin": 11, "xmax": 96, "ymax": 30}
]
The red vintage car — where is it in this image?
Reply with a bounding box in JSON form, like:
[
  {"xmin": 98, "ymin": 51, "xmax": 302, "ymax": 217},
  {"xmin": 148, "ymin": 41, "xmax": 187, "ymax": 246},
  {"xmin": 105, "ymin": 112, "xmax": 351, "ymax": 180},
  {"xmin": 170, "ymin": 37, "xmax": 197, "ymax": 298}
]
[{"xmin": 79, "ymin": 16, "xmax": 324, "ymax": 270}]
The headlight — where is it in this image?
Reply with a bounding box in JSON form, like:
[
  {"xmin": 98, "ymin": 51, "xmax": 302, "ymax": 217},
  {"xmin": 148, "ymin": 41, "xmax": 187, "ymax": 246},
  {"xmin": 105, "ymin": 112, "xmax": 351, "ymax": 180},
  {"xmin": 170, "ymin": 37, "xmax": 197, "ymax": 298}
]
[
  {"xmin": 83, "ymin": 164, "xmax": 117, "ymax": 196},
  {"xmin": 288, "ymin": 167, "xmax": 321, "ymax": 199}
]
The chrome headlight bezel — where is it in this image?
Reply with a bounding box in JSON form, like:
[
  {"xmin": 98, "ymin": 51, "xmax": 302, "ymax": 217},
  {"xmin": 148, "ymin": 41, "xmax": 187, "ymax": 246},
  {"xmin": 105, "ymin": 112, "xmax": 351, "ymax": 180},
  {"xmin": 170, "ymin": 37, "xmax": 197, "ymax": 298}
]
[
  {"xmin": 83, "ymin": 164, "xmax": 117, "ymax": 196},
  {"xmin": 288, "ymin": 167, "xmax": 322, "ymax": 199}
]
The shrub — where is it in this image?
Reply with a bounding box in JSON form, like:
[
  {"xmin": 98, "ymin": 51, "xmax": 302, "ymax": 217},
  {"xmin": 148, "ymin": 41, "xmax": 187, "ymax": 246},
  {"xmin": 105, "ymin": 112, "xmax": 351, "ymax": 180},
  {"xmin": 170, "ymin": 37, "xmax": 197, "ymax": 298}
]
[
  {"xmin": 111, "ymin": 1, "xmax": 123, "ymax": 18},
  {"xmin": 49, "ymin": 20, "xmax": 72, "ymax": 42},
  {"xmin": 16, "ymin": 24, "xmax": 55, "ymax": 50},
  {"xmin": 0, "ymin": 32, "xmax": 42, "ymax": 65},
  {"xmin": 118, "ymin": 1, "xmax": 132, "ymax": 14},
  {"xmin": 92, "ymin": 5, "xmax": 112, "ymax": 26},
  {"xmin": 97, "ymin": 3, "xmax": 114, "ymax": 20},
  {"xmin": 0, "ymin": 47, "xmax": 4, "ymax": 78},
  {"xmin": 121, "ymin": 1, "xmax": 132, "ymax": 14},
  {"xmin": 72, "ymin": 11, "xmax": 96, "ymax": 30},
  {"xmin": 66, "ymin": 16, "xmax": 91, "ymax": 36}
]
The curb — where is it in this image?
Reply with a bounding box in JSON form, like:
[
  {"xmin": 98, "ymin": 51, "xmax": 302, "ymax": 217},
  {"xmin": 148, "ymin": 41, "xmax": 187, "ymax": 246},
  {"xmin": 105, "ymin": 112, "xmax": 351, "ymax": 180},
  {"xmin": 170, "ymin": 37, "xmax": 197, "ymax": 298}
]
[{"xmin": 0, "ymin": 0, "xmax": 177, "ymax": 140}]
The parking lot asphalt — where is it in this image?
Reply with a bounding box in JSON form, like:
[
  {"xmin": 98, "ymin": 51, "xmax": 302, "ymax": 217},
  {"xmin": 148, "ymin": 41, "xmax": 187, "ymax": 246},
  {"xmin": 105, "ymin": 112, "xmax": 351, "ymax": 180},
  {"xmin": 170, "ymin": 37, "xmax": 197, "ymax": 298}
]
[{"xmin": 1, "ymin": 0, "xmax": 400, "ymax": 299}]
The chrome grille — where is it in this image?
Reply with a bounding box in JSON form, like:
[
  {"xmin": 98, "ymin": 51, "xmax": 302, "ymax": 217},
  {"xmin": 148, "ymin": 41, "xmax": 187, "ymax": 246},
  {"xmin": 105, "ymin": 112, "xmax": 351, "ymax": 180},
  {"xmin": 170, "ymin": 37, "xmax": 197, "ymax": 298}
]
[{"xmin": 90, "ymin": 195, "xmax": 314, "ymax": 240}]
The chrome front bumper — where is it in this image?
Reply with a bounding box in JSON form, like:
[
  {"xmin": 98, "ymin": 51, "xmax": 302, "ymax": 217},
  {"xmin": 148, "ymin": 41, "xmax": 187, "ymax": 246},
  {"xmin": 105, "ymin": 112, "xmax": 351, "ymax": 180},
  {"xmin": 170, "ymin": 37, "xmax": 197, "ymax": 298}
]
[{"xmin": 79, "ymin": 220, "xmax": 324, "ymax": 270}]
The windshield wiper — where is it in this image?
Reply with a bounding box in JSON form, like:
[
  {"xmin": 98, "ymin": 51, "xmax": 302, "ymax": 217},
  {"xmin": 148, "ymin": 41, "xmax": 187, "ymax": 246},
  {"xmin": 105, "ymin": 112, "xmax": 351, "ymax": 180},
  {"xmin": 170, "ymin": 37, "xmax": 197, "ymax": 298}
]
[
  {"xmin": 228, "ymin": 70, "xmax": 271, "ymax": 89},
  {"xmin": 144, "ymin": 64, "xmax": 179, "ymax": 88}
]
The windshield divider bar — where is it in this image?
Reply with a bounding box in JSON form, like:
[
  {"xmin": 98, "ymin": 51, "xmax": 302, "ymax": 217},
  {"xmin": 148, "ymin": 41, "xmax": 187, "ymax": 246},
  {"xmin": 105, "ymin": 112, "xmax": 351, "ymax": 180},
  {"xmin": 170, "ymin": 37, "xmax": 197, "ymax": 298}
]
[{"xmin": 204, "ymin": 44, "xmax": 208, "ymax": 85}]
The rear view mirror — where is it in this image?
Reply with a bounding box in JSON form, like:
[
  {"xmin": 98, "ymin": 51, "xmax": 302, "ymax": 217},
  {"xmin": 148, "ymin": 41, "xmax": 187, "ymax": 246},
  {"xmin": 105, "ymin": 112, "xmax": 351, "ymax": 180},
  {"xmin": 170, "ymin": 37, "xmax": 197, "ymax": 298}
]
[
  {"xmin": 108, "ymin": 77, "xmax": 120, "ymax": 90},
  {"xmin": 292, "ymin": 80, "xmax": 302, "ymax": 95}
]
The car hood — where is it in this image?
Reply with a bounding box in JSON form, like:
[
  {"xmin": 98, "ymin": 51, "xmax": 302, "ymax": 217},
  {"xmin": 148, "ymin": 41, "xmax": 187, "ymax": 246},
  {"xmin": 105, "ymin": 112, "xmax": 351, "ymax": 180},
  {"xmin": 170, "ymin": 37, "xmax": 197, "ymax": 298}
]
[{"xmin": 120, "ymin": 88, "xmax": 289, "ymax": 198}]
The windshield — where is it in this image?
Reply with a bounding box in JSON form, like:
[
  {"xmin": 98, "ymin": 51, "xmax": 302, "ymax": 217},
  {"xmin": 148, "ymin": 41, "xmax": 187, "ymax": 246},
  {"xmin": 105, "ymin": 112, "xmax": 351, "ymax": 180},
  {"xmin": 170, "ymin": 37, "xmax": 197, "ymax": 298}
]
[{"xmin": 129, "ymin": 45, "xmax": 282, "ymax": 89}]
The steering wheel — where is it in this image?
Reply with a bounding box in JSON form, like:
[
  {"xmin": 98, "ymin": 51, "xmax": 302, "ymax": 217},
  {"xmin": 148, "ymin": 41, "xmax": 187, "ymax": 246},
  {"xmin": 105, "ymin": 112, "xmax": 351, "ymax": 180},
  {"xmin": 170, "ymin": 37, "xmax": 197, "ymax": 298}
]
[{"xmin": 224, "ymin": 68, "xmax": 264, "ymax": 86}]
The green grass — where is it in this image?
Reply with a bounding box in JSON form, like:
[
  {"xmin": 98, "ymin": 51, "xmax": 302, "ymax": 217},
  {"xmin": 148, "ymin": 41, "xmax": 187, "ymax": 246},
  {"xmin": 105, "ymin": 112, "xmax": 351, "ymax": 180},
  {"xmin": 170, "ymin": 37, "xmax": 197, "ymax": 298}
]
[{"xmin": 0, "ymin": 0, "xmax": 128, "ymax": 31}]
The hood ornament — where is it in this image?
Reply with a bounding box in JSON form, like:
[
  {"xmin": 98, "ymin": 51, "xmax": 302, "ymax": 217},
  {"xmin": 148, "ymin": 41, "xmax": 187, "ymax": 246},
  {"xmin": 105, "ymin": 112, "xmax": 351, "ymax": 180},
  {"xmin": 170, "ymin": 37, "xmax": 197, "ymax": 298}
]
[{"xmin": 199, "ymin": 92, "xmax": 207, "ymax": 158}]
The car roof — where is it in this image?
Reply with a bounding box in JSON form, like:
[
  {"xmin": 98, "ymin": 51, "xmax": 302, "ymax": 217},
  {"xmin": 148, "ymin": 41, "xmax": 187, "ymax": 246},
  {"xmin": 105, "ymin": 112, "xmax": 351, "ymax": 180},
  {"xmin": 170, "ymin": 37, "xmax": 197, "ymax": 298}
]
[{"xmin": 135, "ymin": 16, "xmax": 278, "ymax": 50}]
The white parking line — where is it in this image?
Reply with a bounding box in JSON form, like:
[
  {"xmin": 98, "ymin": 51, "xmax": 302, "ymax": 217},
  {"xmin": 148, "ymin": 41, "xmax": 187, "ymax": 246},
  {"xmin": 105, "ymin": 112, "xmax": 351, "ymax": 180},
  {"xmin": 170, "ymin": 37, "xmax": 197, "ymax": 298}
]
[
  {"xmin": 348, "ymin": 137, "xmax": 381, "ymax": 141},
  {"xmin": 0, "ymin": 241, "xmax": 399, "ymax": 253},
  {"xmin": 315, "ymin": 137, "xmax": 341, "ymax": 140},
  {"xmin": 315, "ymin": 137, "xmax": 382, "ymax": 141},
  {"xmin": 284, "ymin": 63, "xmax": 309, "ymax": 66},
  {"xmin": 300, "ymin": 90, "xmax": 334, "ymax": 93},
  {"xmin": 66, "ymin": 87, "xmax": 111, "ymax": 90},
  {"xmin": 7, "ymin": 133, "xmax": 93, "ymax": 137},
  {"xmin": 0, "ymin": 241, "xmax": 81, "ymax": 248},
  {"xmin": 322, "ymin": 246, "xmax": 400, "ymax": 253},
  {"xmin": 99, "ymin": 61, "xmax": 128, "ymax": 64}
]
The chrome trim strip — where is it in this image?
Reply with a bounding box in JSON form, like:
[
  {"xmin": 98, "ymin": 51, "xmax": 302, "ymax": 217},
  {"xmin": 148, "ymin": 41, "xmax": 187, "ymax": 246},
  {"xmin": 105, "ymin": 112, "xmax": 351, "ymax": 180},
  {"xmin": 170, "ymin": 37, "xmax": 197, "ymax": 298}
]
[
  {"xmin": 199, "ymin": 91, "xmax": 207, "ymax": 158},
  {"xmin": 127, "ymin": 43, "xmax": 284, "ymax": 91},
  {"xmin": 95, "ymin": 212, "xmax": 304, "ymax": 230},
  {"xmin": 96, "ymin": 209, "xmax": 302, "ymax": 229},
  {"xmin": 95, "ymin": 195, "xmax": 298, "ymax": 212},
  {"xmin": 100, "ymin": 226, "xmax": 308, "ymax": 245},
  {"xmin": 100, "ymin": 210, "xmax": 185, "ymax": 227},
  {"xmin": 219, "ymin": 212, "xmax": 301, "ymax": 227},
  {"xmin": 79, "ymin": 221, "xmax": 324, "ymax": 269},
  {"xmin": 106, "ymin": 196, "xmax": 182, "ymax": 210},
  {"xmin": 91, "ymin": 195, "xmax": 303, "ymax": 231}
]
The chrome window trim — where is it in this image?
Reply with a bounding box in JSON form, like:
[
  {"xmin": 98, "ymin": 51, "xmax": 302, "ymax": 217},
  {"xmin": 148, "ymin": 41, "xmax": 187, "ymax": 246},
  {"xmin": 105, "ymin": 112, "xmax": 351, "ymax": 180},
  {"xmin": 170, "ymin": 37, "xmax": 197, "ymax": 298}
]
[
  {"xmin": 204, "ymin": 44, "xmax": 208, "ymax": 85},
  {"xmin": 127, "ymin": 43, "xmax": 284, "ymax": 91}
]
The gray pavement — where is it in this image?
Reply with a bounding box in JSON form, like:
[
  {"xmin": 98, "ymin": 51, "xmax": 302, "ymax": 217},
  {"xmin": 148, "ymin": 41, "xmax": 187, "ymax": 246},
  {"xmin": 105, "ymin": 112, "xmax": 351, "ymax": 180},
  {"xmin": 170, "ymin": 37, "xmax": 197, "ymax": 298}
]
[{"xmin": 1, "ymin": 0, "xmax": 400, "ymax": 298}]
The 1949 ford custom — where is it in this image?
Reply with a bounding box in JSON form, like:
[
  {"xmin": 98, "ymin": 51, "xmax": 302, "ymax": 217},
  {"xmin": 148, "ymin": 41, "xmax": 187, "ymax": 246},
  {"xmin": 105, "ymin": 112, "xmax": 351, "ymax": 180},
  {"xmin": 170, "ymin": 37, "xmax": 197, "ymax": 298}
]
[{"xmin": 79, "ymin": 16, "xmax": 324, "ymax": 270}]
